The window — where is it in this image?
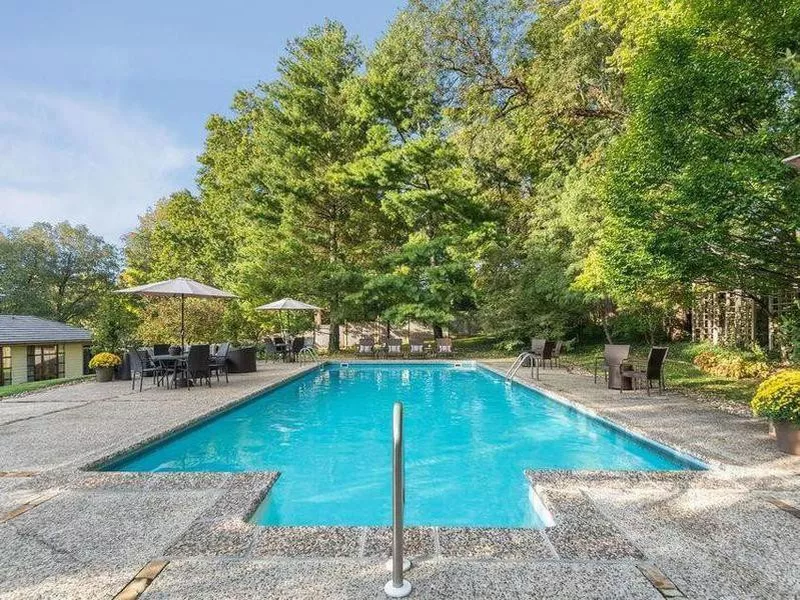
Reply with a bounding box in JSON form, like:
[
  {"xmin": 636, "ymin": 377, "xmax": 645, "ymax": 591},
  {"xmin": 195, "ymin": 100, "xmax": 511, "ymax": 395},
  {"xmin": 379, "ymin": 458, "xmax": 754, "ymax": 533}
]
[
  {"xmin": 27, "ymin": 345, "xmax": 65, "ymax": 382},
  {"xmin": 0, "ymin": 347, "xmax": 10, "ymax": 387}
]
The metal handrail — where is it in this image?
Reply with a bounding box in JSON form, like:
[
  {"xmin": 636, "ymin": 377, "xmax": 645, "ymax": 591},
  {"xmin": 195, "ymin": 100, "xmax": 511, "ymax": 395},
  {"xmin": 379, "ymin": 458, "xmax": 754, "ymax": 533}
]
[
  {"xmin": 384, "ymin": 402, "xmax": 411, "ymax": 598},
  {"xmin": 505, "ymin": 351, "xmax": 531, "ymax": 380}
]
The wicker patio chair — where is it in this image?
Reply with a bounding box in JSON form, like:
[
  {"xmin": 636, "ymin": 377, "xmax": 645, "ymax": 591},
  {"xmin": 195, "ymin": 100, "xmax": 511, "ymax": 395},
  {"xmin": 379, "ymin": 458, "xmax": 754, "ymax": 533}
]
[
  {"xmin": 620, "ymin": 347, "xmax": 669, "ymax": 395},
  {"xmin": 435, "ymin": 337, "xmax": 454, "ymax": 358},
  {"xmin": 210, "ymin": 342, "xmax": 230, "ymax": 383}
]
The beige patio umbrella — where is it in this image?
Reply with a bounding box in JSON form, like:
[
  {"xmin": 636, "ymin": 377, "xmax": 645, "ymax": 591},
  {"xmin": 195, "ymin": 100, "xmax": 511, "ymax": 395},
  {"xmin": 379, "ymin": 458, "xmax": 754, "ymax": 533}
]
[
  {"xmin": 115, "ymin": 277, "xmax": 237, "ymax": 347},
  {"xmin": 783, "ymin": 154, "xmax": 800, "ymax": 169},
  {"xmin": 255, "ymin": 297, "xmax": 321, "ymax": 340}
]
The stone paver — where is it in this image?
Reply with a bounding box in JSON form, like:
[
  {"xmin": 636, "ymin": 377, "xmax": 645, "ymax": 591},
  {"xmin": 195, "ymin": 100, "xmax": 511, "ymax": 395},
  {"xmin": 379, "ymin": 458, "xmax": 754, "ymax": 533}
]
[
  {"xmin": 0, "ymin": 360, "xmax": 797, "ymax": 598},
  {"xmin": 143, "ymin": 558, "xmax": 664, "ymax": 600}
]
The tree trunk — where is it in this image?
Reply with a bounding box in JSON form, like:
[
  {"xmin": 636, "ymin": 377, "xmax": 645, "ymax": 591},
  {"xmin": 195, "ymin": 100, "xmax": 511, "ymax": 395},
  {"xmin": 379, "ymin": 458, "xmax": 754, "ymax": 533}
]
[{"xmin": 329, "ymin": 318, "xmax": 340, "ymax": 352}]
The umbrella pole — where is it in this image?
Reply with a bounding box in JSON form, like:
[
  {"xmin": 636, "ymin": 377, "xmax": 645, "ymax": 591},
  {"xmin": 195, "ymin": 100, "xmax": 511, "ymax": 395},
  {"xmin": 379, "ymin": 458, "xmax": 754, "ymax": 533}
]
[{"xmin": 181, "ymin": 294, "xmax": 185, "ymax": 349}]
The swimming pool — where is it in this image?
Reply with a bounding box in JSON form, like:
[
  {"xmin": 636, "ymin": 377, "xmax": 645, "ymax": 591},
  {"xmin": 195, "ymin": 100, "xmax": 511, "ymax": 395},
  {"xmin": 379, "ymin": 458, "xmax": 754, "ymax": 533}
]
[{"xmin": 106, "ymin": 363, "xmax": 704, "ymax": 527}]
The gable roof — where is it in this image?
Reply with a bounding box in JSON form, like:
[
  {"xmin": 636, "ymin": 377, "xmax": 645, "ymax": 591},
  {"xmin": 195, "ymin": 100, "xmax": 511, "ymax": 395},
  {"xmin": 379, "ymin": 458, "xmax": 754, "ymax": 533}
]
[{"xmin": 0, "ymin": 315, "xmax": 92, "ymax": 345}]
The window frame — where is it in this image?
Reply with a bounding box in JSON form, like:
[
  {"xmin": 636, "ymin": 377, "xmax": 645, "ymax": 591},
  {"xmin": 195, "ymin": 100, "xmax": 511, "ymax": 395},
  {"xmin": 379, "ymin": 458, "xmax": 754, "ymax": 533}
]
[
  {"xmin": 0, "ymin": 346, "xmax": 11, "ymax": 387},
  {"xmin": 26, "ymin": 344, "xmax": 65, "ymax": 382}
]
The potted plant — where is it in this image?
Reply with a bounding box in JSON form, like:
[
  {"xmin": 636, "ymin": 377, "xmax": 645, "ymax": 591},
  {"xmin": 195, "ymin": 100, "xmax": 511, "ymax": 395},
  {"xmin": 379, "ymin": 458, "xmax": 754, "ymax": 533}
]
[
  {"xmin": 751, "ymin": 370, "xmax": 800, "ymax": 455},
  {"xmin": 88, "ymin": 352, "xmax": 122, "ymax": 383}
]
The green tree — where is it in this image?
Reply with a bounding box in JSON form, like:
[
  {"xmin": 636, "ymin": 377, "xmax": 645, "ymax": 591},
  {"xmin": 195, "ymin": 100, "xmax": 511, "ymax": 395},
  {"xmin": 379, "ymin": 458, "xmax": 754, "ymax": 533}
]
[
  {"xmin": 0, "ymin": 222, "xmax": 119, "ymax": 324},
  {"xmin": 595, "ymin": 0, "xmax": 800, "ymax": 307},
  {"xmin": 350, "ymin": 10, "xmax": 487, "ymax": 337},
  {"xmin": 246, "ymin": 20, "xmax": 375, "ymax": 350}
]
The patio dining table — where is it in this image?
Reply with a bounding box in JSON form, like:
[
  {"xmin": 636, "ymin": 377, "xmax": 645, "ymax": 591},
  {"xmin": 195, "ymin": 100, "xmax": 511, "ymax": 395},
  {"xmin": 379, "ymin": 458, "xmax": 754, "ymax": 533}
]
[{"xmin": 152, "ymin": 353, "xmax": 188, "ymax": 388}]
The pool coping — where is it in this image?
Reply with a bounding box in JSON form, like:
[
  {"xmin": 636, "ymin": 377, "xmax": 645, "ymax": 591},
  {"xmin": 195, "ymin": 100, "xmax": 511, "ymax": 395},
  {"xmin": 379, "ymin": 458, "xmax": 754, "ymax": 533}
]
[{"xmin": 72, "ymin": 359, "xmax": 734, "ymax": 561}]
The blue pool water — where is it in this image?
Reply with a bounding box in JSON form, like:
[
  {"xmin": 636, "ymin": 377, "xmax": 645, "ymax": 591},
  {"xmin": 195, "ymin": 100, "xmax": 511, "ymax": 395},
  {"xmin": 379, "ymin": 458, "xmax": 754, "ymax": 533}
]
[{"xmin": 107, "ymin": 363, "xmax": 703, "ymax": 527}]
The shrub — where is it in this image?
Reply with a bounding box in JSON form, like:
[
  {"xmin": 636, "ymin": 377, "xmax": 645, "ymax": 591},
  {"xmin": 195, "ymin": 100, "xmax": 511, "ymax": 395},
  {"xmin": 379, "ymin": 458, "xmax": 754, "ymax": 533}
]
[
  {"xmin": 691, "ymin": 347, "xmax": 770, "ymax": 379},
  {"xmin": 88, "ymin": 352, "xmax": 121, "ymax": 370},
  {"xmin": 751, "ymin": 370, "xmax": 800, "ymax": 424}
]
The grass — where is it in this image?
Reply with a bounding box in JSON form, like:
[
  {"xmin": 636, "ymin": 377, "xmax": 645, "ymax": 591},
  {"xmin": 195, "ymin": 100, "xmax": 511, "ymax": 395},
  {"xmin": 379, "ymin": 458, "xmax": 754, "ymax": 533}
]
[
  {"xmin": 0, "ymin": 375, "xmax": 93, "ymax": 399},
  {"xmin": 562, "ymin": 342, "xmax": 761, "ymax": 407}
]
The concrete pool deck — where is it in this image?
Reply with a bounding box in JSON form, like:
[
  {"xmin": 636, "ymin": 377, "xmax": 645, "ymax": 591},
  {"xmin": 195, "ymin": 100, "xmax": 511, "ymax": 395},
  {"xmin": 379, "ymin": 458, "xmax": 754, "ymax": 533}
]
[{"xmin": 0, "ymin": 360, "xmax": 798, "ymax": 599}]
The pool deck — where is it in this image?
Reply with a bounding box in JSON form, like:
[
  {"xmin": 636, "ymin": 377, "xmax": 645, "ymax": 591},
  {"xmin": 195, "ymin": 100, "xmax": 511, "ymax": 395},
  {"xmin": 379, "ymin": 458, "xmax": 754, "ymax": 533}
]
[{"xmin": 0, "ymin": 360, "xmax": 798, "ymax": 599}]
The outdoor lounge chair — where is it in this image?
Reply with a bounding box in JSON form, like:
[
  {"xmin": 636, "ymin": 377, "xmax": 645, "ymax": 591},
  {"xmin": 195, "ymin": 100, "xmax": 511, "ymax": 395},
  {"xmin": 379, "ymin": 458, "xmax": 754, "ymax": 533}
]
[
  {"xmin": 356, "ymin": 336, "xmax": 375, "ymax": 358},
  {"xmin": 435, "ymin": 337, "xmax": 454, "ymax": 358},
  {"xmin": 210, "ymin": 342, "xmax": 230, "ymax": 383},
  {"xmin": 620, "ymin": 346, "xmax": 669, "ymax": 395},
  {"xmin": 408, "ymin": 337, "xmax": 427, "ymax": 359},
  {"xmin": 129, "ymin": 347, "xmax": 164, "ymax": 392},
  {"xmin": 594, "ymin": 344, "xmax": 631, "ymax": 387},
  {"xmin": 386, "ymin": 337, "xmax": 403, "ymax": 358}
]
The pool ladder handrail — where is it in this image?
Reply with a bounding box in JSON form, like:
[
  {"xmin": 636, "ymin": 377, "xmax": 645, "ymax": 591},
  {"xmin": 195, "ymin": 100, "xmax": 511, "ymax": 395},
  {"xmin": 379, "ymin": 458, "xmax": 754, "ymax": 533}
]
[
  {"xmin": 505, "ymin": 352, "xmax": 530, "ymax": 381},
  {"xmin": 297, "ymin": 346, "xmax": 319, "ymax": 363},
  {"xmin": 506, "ymin": 351, "xmax": 542, "ymax": 381},
  {"xmin": 385, "ymin": 402, "xmax": 411, "ymax": 598}
]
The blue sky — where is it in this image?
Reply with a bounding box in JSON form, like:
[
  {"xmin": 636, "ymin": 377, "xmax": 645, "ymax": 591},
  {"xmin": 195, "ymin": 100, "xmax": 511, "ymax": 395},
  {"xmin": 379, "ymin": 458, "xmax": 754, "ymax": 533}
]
[{"xmin": 0, "ymin": 0, "xmax": 402, "ymax": 243}]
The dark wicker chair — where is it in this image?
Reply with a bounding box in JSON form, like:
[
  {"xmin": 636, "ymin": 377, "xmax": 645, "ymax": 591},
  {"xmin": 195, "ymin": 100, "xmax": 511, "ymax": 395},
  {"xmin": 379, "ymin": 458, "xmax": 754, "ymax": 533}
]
[
  {"xmin": 263, "ymin": 338, "xmax": 280, "ymax": 362},
  {"xmin": 183, "ymin": 344, "xmax": 211, "ymax": 388},
  {"xmin": 288, "ymin": 337, "xmax": 305, "ymax": 362},
  {"xmin": 153, "ymin": 344, "xmax": 170, "ymax": 356},
  {"xmin": 273, "ymin": 336, "xmax": 288, "ymax": 361},
  {"xmin": 210, "ymin": 342, "xmax": 230, "ymax": 383},
  {"xmin": 530, "ymin": 339, "xmax": 556, "ymax": 368},
  {"xmin": 620, "ymin": 347, "xmax": 669, "ymax": 395},
  {"xmin": 129, "ymin": 347, "xmax": 163, "ymax": 392}
]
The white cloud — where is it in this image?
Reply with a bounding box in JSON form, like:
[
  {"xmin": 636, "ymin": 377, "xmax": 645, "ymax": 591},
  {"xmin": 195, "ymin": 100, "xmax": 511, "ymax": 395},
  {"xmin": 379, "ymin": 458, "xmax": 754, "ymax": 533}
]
[{"xmin": 0, "ymin": 87, "xmax": 196, "ymax": 244}]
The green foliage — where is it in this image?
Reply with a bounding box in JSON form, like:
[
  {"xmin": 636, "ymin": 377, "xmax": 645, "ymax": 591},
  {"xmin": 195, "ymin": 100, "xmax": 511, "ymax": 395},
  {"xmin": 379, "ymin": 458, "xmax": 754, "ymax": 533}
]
[
  {"xmin": 0, "ymin": 222, "xmax": 119, "ymax": 324},
  {"xmin": 597, "ymin": 0, "xmax": 800, "ymax": 300},
  {"xmin": 90, "ymin": 295, "xmax": 139, "ymax": 352},
  {"xmin": 752, "ymin": 370, "xmax": 800, "ymax": 424},
  {"xmin": 692, "ymin": 344, "xmax": 771, "ymax": 380},
  {"xmin": 115, "ymin": 0, "xmax": 800, "ymax": 360}
]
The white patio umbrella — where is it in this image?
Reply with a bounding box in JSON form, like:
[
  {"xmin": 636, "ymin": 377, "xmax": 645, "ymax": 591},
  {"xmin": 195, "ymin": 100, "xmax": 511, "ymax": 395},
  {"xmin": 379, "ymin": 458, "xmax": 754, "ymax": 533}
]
[
  {"xmin": 115, "ymin": 277, "xmax": 237, "ymax": 348},
  {"xmin": 255, "ymin": 297, "xmax": 321, "ymax": 340}
]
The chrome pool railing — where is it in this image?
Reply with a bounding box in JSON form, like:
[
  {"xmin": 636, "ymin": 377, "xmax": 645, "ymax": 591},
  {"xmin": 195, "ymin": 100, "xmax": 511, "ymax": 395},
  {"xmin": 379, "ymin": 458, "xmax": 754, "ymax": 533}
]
[
  {"xmin": 384, "ymin": 402, "xmax": 411, "ymax": 598},
  {"xmin": 505, "ymin": 351, "xmax": 531, "ymax": 381}
]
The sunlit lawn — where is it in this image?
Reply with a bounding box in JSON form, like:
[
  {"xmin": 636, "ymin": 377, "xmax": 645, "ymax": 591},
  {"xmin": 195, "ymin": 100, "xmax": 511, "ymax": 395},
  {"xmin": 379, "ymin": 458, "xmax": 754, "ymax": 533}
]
[
  {"xmin": 563, "ymin": 343, "xmax": 760, "ymax": 406},
  {"xmin": 0, "ymin": 376, "xmax": 93, "ymax": 400}
]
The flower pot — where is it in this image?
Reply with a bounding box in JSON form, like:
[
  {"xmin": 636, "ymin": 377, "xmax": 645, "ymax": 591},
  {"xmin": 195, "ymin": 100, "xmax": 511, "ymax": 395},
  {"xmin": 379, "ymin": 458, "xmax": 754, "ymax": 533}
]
[
  {"xmin": 774, "ymin": 421, "xmax": 800, "ymax": 455},
  {"xmin": 95, "ymin": 367, "xmax": 114, "ymax": 383}
]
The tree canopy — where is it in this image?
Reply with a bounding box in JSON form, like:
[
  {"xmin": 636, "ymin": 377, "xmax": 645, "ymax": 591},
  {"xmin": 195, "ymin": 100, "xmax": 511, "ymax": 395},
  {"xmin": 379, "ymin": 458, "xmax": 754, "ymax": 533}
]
[{"xmin": 117, "ymin": 0, "xmax": 800, "ymax": 349}]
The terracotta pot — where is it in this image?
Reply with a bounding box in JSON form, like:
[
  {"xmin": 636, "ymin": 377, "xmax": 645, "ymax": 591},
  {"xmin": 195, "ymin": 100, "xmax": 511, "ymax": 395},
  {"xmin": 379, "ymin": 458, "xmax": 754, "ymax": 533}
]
[
  {"xmin": 95, "ymin": 367, "xmax": 114, "ymax": 383},
  {"xmin": 774, "ymin": 421, "xmax": 800, "ymax": 455}
]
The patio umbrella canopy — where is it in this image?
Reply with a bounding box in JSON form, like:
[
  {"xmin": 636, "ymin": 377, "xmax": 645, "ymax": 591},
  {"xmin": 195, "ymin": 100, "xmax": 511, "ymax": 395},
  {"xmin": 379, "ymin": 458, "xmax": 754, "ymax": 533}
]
[
  {"xmin": 256, "ymin": 297, "xmax": 321, "ymax": 339},
  {"xmin": 115, "ymin": 277, "xmax": 237, "ymax": 347}
]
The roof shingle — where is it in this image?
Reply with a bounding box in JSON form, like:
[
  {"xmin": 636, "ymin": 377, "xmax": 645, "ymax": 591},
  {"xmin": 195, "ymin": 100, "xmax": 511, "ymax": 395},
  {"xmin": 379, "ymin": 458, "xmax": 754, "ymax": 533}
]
[{"xmin": 0, "ymin": 315, "xmax": 92, "ymax": 345}]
